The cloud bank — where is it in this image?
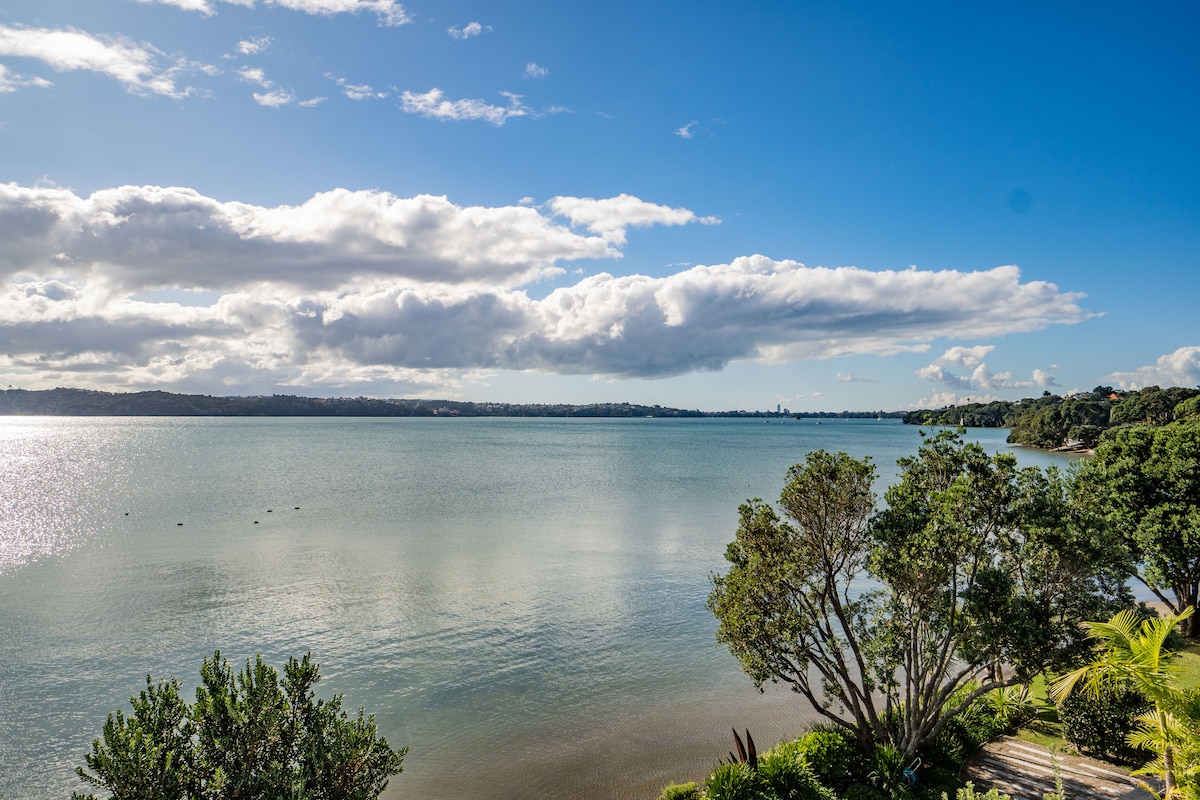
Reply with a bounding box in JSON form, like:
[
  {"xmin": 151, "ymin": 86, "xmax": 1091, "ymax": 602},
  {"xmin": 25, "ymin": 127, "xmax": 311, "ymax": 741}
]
[
  {"xmin": 916, "ymin": 345, "xmax": 1058, "ymax": 391},
  {"xmin": 1106, "ymin": 346, "xmax": 1200, "ymax": 390},
  {"xmin": 0, "ymin": 183, "xmax": 1091, "ymax": 394}
]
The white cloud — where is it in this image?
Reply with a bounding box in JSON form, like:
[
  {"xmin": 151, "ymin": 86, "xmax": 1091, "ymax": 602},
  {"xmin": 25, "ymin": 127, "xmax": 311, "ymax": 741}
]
[
  {"xmin": 266, "ymin": 0, "xmax": 411, "ymax": 25},
  {"xmin": 328, "ymin": 73, "xmax": 387, "ymax": 100},
  {"xmin": 237, "ymin": 66, "xmax": 272, "ymax": 87},
  {"xmin": 937, "ymin": 344, "xmax": 993, "ymax": 368},
  {"xmin": 448, "ymin": 21, "xmax": 489, "ymax": 39},
  {"xmin": 676, "ymin": 121, "xmax": 697, "ymax": 139},
  {"xmin": 0, "ymin": 185, "xmax": 1092, "ymax": 391},
  {"xmin": 139, "ymin": 0, "xmax": 409, "ymax": 24},
  {"xmin": 0, "ymin": 183, "xmax": 622, "ymax": 290},
  {"xmin": 836, "ymin": 372, "xmax": 878, "ymax": 383},
  {"xmin": 236, "ymin": 36, "xmax": 272, "ymax": 55},
  {"xmin": 0, "ymin": 63, "xmax": 53, "ymax": 93},
  {"xmin": 0, "ymin": 24, "xmax": 204, "ymax": 98},
  {"xmin": 400, "ymin": 88, "xmax": 529, "ymax": 125},
  {"xmin": 525, "ymin": 62, "xmax": 548, "ymax": 78},
  {"xmin": 1105, "ymin": 346, "xmax": 1200, "ymax": 390},
  {"xmin": 916, "ymin": 345, "xmax": 1059, "ymax": 391},
  {"xmin": 547, "ymin": 194, "xmax": 720, "ymax": 245},
  {"xmin": 253, "ymin": 88, "xmax": 295, "ymax": 106}
]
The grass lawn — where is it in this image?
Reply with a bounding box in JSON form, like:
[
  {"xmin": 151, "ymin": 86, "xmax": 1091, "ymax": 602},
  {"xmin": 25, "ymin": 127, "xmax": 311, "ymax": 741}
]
[{"xmin": 1176, "ymin": 641, "xmax": 1200, "ymax": 687}]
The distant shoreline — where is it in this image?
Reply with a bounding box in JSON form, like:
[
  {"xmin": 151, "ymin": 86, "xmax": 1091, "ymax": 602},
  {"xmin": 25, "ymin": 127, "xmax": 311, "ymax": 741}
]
[{"xmin": 0, "ymin": 387, "xmax": 906, "ymax": 420}]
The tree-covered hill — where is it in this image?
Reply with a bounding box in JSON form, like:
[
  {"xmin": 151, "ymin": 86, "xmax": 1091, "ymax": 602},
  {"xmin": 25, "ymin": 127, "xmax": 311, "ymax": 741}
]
[{"xmin": 903, "ymin": 385, "xmax": 1200, "ymax": 449}]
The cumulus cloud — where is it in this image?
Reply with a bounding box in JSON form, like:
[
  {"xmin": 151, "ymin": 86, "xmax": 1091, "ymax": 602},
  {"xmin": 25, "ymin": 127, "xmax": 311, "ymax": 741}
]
[
  {"xmin": 525, "ymin": 62, "xmax": 548, "ymax": 78},
  {"xmin": 0, "ymin": 24, "xmax": 206, "ymax": 98},
  {"xmin": 676, "ymin": 121, "xmax": 698, "ymax": 139},
  {"xmin": 448, "ymin": 21, "xmax": 489, "ymax": 39},
  {"xmin": 1, "ymin": 184, "xmax": 1092, "ymax": 391},
  {"xmin": 399, "ymin": 88, "xmax": 529, "ymax": 125},
  {"xmin": 138, "ymin": 0, "xmax": 410, "ymax": 25},
  {"xmin": 916, "ymin": 345, "xmax": 1059, "ymax": 391},
  {"xmin": 547, "ymin": 194, "xmax": 720, "ymax": 245},
  {"xmin": 0, "ymin": 183, "xmax": 631, "ymax": 290},
  {"xmin": 836, "ymin": 372, "xmax": 878, "ymax": 383},
  {"xmin": 1105, "ymin": 346, "xmax": 1200, "ymax": 390}
]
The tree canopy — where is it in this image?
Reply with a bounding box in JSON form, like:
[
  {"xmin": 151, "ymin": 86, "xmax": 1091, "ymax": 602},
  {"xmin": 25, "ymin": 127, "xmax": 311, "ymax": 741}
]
[
  {"xmin": 708, "ymin": 431, "xmax": 1130, "ymax": 760},
  {"xmin": 1075, "ymin": 418, "xmax": 1200, "ymax": 638},
  {"xmin": 72, "ymin": 651, "xmax": 406, "ymax": 800}
]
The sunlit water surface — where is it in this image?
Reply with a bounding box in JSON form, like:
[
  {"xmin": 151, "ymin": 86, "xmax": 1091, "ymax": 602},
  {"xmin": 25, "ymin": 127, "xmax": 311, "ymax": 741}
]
[{"xmin": 0, "ymin": 417, "xmax": 1078, "ymax": 799}]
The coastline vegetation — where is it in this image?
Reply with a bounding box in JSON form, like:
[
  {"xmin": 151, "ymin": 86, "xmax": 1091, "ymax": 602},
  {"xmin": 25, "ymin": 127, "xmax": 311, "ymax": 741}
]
[
  {"xmin": 0, "ymin": 386, "xmax": 904, "ymax": 419},
  {"xmin": 665, "ymin": 419, "xmax": 1200, "ymax": 800},
  {"xmin": 902, "ymin": 384, "xmax": 1200, "ymax": 450},
  {"xmin": 72, "ymin": 652, "xmax": 405, "ymax": 800}
]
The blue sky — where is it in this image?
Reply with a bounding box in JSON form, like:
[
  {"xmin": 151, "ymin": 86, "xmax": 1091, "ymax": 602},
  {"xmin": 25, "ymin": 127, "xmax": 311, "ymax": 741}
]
[{"xmin": 1, "ymin": 0, "xmax": 1197, "ymax": 411}]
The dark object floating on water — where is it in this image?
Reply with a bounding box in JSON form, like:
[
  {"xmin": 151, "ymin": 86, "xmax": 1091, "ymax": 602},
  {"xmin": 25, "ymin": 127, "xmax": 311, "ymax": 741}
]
[
  {"xmin": 267, "ymin": 509, "xmax": 273, "ymax": 513},
  {"xmin": 177, "ymin": 523, "xmax": 183, "ymax": 526},
  {"xmin": 294, "ymin": 506, "xmax": 300, "ymax": 510},
  {"xmin": 254, "ymin": 521, "xmax": 259, "ymax": 524}
]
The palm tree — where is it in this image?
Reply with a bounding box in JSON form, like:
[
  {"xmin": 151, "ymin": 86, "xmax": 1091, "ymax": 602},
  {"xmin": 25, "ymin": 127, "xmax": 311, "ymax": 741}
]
[{"xmin": 1049, "ymin": 607, "xmax": 1195, "ymax": 798}]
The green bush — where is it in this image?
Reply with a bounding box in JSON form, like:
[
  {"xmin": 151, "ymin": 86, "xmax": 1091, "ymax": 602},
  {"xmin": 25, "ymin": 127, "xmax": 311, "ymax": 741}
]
[
  {"xmin": 755, "ymin": 746, "xmax": 837, "ymax": 800},
  {"xmin": 942, "ymin": 783, "xmax": 1011, "ymax": 800},
  {"xmin": 1059, "ymin": 684, "xmax": 1151, "ymax": 762},
  {"xmin": 72, "ymin": 651, "xmax": 406, "ymax": 800},
  {"xmin": 914, "ymin": 766, "xmax": 961, "ymax": 800},
  {"xmin": 843, "ymin": 785, "xmax": 886, "ymax": 800},
  {"xmin": 658, "ymin": 781, "xmax": 702, "ymax": 800},
  {"xmin": 704, "ymin": 762, "xmax": 769, "ymax": 800},
  {"xmin": 790, "ymin": 727, "xmax": 859, "ymax": 790}
]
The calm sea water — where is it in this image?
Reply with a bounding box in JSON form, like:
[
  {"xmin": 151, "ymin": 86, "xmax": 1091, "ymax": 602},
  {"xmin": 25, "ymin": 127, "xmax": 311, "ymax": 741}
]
[{"xmin": 0, "ymin": 417, "xmax": 1077, "ymax": 800}]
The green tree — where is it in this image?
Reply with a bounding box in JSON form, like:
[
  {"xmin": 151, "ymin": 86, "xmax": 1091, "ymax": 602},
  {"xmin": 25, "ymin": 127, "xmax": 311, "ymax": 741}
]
[
  {"xmin": 1076, "ymin": 419, "xmax": 1200, "ymax": 638},
  {"xmin": 72, "ymin": 651, "xmax": 406, "ymax": 800},
  {"xmin": 1050, "ymin": 608, "xmax": 1196, "ymax": 798},
  {"xmin": 708, "ymin": 432, "xmax": 1128, "ymax": 769}
]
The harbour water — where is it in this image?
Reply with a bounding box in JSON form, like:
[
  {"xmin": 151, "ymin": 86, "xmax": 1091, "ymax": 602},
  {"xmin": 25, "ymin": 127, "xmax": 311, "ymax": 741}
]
[{"xmin": 0, "ymin": 417, "xmax": 1078, "ymax": 799}]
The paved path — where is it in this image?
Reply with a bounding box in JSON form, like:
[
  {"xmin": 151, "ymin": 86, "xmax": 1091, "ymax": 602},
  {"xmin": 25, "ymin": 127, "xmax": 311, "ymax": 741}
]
[{"xmin": 962, "ymin": 736, "xmax": 1146, "ymax": 799}]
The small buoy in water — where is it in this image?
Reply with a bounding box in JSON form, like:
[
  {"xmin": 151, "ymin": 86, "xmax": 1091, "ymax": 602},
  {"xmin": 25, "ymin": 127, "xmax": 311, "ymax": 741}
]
[
  {"xmin": 177, "ymin": 522, "xmax": 183, "ymax": 526},
  {"xmin": 124, "ymin": 512, "xmax": 129, "ymax": 516},
  {"xmin": 294, "ymin": 506, "xmax": 300, "ymax": 510},
  {"xmin": 254, "ymin": 521, "xmax": 259, "ymax": 524},
  {"xmin": 267, "ymin": 509, "xmax": 273, "ymax": 513}
]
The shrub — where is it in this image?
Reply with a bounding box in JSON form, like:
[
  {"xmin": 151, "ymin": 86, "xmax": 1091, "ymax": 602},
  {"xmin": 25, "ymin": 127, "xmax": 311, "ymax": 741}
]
[
  {"xmin": 658, "ymin": 782, "xmax": 702, "ymax": 800},
  {"xmin": 843, "ymin": 785, "xmax": 887, "ymax": 800},
  {"xmin": 790, "ymin": 727, "xmax": 859, "ymax": 790},
  {"xmin": 942, "ymin": 782, "xmax": 1011, "ymax": 800},
  {"xmin": 704, "ymin": 762, "xmax": 769, "ymax": 800},
  {"xmin": 755, "ymin": 746, "xmax": 837, "ymax": 800},
  {"xmin": 72, "ymin": 651, "xmax": 406, "ymax": 800},
  {"xmin": 1059, "ymin": 684, "xmax": 1151, "ymax": 762}
]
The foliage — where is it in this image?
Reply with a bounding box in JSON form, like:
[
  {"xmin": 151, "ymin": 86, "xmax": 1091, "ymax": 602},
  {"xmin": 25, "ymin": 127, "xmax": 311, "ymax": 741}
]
[
  {"xmin": 754, "ymin": 747, "xmax": 838, "ymax": 800},
  {"xmin": 1050, "ymin": 608, "xmax": 1196, "ymax": 798},
  {"xmin": 1058, "ymin": 683, "xmax": 1151, "ymax": 761},
  {"xmin": 1076, "ymin": 419, "xmax": 1200, "ymax": 638},
  {"xmin": 658, "ymin": 782, "xmax": 702, "ymax": 800},
  {"xmin": 941, "ymin": 784, "xmax": 1012, "ymax": 800},
  {"xmin": 788, "ymin": 727, "xmax": 860, "ymax": 790},
  {"xmin": 704, "ymin": 762, "xmax": 770, "ymax": 800},
  {"xmin": 72, "ymin": 651, "xmax": 406, "ymax": 800},
  {"xmin": 709, "ymin": 432, "xmax": 1131, "ymax": 764}
]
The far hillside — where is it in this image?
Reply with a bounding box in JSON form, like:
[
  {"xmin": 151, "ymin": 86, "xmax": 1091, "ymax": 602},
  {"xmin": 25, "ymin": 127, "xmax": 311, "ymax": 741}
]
[{"xmin": 903, "ymin": 384, "xmax": 1200, "ymax": 449}]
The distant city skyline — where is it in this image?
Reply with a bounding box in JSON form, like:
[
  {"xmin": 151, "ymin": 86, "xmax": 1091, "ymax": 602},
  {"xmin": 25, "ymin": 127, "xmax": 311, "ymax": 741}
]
[{"xmin": 1, "ymin": 1, "xmax": 1197, "ymax": 411}]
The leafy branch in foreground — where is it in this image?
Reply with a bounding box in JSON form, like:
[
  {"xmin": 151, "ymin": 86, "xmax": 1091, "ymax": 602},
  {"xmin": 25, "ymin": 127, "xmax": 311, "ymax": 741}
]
[{"xmin": 72, "ymin": 651, "xmax": 406, "ymax": 800}]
